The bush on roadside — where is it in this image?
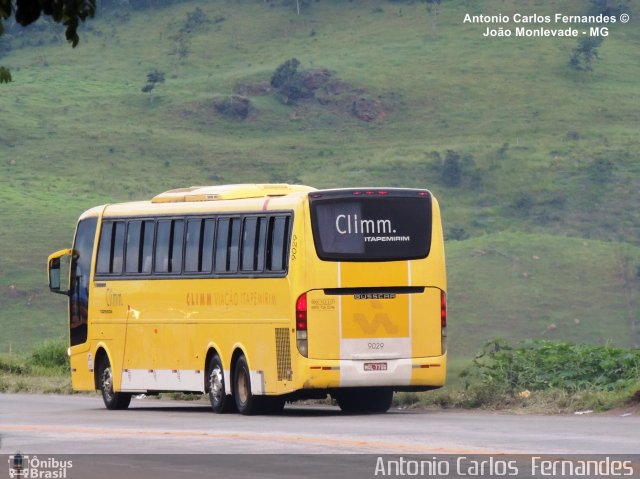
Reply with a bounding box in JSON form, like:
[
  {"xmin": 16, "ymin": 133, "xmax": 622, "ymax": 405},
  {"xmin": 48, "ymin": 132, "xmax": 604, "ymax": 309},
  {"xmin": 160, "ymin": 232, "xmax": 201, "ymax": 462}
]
[
  {"xmin": 0, "ymin": 355, "xmax": 30, "ymax": 375},
  {"xmin": 29, "ymin": 339, "xmax": 69, "ymax": 371},
  {"xmin": 463, "ymin": 338, "xmax": 640, "ymax": 393},
  {"xmin": 394, "ymin": 339, "xmax": 640, "ymax": 412}
]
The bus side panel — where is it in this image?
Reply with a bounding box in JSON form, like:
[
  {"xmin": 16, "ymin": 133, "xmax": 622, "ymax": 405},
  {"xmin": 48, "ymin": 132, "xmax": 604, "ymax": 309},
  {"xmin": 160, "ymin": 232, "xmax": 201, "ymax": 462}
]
[
  {"xmin": 410, "ymin": 287, "xmax": 444, "ymax": 358},
  {"xmin": 116, "ymin": 277, "xmax": 292, "ymax": 394},
  {"xmin": 89, "ymin": 282, "xmax": 129, "ymax": 392},
  {"xmin": 190, "ymin": 277, "xmax": 292, "ymax": 395},
  {"xmin": 120, "ymin": 279, "xmax": 200, "ymax": 392},
  {"xmin": 306, "ymin": 289, "xmax": 340, "ymax": 360},
  {"xmin": 69, "ymin": 345, "xmax": 93, "ymax": 391},
  {"xmin": 414, "ymin": 195, "xmax": 447, "ymax": 289}
]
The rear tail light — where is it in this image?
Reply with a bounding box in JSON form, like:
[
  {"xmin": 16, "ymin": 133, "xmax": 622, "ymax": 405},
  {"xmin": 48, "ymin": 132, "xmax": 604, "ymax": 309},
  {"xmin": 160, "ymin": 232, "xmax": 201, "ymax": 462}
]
[
  {"xmin": 296, "ymin": 293, "xmax": 308, "ymax": 357},
  {"xmin": 440, "ymin": 290, "xmax": 447, "ymax": 354},
  {"xmin": 296, "ymin": 293, "xmax": 307, "ymax": 330},
  {"xmin": 351, "ymin": 190, "xmax": 390, "ymax": 196}
]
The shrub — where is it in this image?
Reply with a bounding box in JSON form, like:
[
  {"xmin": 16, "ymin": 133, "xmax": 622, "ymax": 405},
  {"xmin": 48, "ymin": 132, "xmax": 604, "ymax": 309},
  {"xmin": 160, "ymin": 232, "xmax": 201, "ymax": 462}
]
[
  {"xmin": 569, "ymin": 36, "xmax": 604, "ymax": 72},
  {"xmin": 441, "ymin": 150, "xmax": 462, "ymax": 187},
  {"xmin": 182, "ymin": 7, "xmax": 211, "ymax": 33},
  {"xmin": 589, "ymin": 0, "xmax": 630, "ymax": 17},
  {"xmin": 147, "ymin": 70, "xmax": 165, "ymax": 84},
  {"xmin": 440, "ymin": 150, "xmax": 483, "ymax": 189},
  {"xmin": 0, "ymin": 355, "xmax": 30, "ymax": 375},
  {"xmin": 463, "ymin": 338, "xmax": 640, "ymax": 393},
  {"xmin": 496, "ymin": 142, "xmax": 509, "ymax": 159},
  {"xmin": 29, "ymin": 339, "xmax": 69, "ymax": 370},
  {"xmin": 510, "ymin": 192, "xmax": 534, "ymax": 216},
  {"xmin": 271, "ymin": 58, "xmax": 300, "ymax": 89},
  {"xmin": 142, "ymin": 69, "xmax": 165, "ymax": 93},
  {"xmin": 214, "ymin": 96, "xmax": 251, "ymax": 120},
  {"xmin": 446, "ymin": 227, "xmax": 469, "ymax": 241},
  {"xmin": 587, "ymin": 157, "xmax": 614, "ymax": 184},
  {"xmin": 270, "ymin": 59, "xmax": 314, "ymax": 104}
]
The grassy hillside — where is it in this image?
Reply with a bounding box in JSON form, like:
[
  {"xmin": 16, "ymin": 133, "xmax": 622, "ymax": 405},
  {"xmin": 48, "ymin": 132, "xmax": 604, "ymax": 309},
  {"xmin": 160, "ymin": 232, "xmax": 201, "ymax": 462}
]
[{"xmin": 0, "ymin": 0, "xmax": 638, "ymax": 356}]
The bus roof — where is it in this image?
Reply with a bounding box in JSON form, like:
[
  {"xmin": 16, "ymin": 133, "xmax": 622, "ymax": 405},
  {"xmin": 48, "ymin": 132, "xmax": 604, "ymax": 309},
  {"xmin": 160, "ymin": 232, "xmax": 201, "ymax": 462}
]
[
  {"xmin": 95, "ymin": 184, "xmax": 316, "ymax": 218},
  {"xmin": 82, "ymin": 185, "xmax": 435, "ymax": 220},
  {"xmin": 151, "ymin": 184, "xmax": 316, "ymax": 203}
]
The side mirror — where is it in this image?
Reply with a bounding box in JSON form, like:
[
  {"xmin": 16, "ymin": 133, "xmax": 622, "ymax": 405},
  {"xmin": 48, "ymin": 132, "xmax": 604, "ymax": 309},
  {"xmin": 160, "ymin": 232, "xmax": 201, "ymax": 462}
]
[{"xmin": 48, "ymin": 249, "xmax": 71, "ymax": 296}]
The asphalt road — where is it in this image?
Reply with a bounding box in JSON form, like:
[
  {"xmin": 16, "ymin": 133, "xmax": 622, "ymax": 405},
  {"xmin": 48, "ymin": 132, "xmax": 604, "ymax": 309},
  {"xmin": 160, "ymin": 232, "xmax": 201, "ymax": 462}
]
[{"xmin": 1, "ymin": 393, "xmax": 637, "ymax": 455}]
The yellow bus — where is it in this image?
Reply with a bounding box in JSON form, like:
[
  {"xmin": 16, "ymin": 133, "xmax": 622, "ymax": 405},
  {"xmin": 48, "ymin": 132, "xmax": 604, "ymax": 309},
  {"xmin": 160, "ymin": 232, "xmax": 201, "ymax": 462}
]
[{"xmin": 48, "ymin": 184, "xmax": 447, "ymax": 414}]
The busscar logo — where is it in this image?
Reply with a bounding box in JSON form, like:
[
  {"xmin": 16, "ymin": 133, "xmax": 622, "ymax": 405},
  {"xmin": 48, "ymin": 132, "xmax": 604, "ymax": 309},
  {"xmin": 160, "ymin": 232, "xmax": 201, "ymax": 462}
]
[{"xmin": 8, "ymin": 453, "xmax": 29, "ymax": 478}]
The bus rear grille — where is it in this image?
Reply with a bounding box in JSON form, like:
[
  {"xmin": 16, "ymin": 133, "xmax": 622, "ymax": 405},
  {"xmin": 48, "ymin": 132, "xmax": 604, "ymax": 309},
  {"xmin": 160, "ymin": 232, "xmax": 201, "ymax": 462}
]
[{"xmin": 275, "ymin": 328, "xmax": 292, "ymax": 381}]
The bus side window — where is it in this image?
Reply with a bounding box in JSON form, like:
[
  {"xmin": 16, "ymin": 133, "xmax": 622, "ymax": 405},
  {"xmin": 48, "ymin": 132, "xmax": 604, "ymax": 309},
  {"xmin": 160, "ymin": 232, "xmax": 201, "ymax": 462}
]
[
  {"xmin": 170, "ymin": 220, "xmax": 184, "ymax": 273},
  {"xmin": 241, "ymin": 216, "xmax": 268, "ymax": 272},
  {"xmin": 155, "ymin": 220, "xmax": 171, "ymax": 273},
  {"xmin": 214, "ymin": 218, "xmax": 230, "ymax": 273},
  {"xmin": 125, "ymin": 221, "xmax": 142, "ymax": 274},
  {"xmin": 96, "ymin": 222, "xmax": 113, "ymax": 274},
  {"xmin": 267, "ymin": 216, "xmax": 290, "ymax": 272},
  {"xmin": 141, "ymin": 220, "xmax": 155, "ymax": 274},
  {"xmin": 241, "ymin": 217, "xmax": 258, "ymax": 271},
  {"xmin": 185, "ymin": 219, "xmax": 203, "ymax": 273},
  {"xmin": 97, "ymin": 221, "xmax": 125, "ymax": 275},
  {"xmin": 256, "ymin": 217, "xmax": 267, "ymax": 272},
  {"xmin": 227, "ymin": 218, "xmax": 241, "ymax": 273},
  {"xmin": 111, "ymin": 222, "xmax": 125, "ymax": 274},
  {"xmin": 214, "ymin": 218, "xmax": 240, "ymax": 273},
  {"xmin": 201, "ymin": 219, "xmax": 215, "ymax": 273}
]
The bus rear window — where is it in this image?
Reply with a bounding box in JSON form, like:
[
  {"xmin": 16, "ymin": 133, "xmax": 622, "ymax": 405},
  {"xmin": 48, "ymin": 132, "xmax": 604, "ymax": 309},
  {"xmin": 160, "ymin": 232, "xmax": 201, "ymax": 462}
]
[{"xmin": 309, "ymin": 192, "xmax": 432, "ymax": 261}]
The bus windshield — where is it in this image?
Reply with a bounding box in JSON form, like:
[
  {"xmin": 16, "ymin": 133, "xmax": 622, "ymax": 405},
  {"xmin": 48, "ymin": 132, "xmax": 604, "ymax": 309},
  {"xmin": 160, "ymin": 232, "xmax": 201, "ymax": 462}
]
[{"xmin": 309, "ymin": 190, "xmax": 432, "ymax": 261}]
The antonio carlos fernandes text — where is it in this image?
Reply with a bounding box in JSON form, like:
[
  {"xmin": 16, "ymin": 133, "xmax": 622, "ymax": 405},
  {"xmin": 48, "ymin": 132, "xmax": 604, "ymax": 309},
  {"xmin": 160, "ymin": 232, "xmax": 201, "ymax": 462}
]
[{"xmin": 374, "ymin": 456, "xmax": 634, "ymax": 477}]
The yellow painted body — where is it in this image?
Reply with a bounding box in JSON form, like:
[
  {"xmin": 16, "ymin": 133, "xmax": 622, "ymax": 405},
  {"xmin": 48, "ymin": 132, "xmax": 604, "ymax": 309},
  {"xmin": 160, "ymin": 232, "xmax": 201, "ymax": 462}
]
[{"xmin": 54, "ymin": 184, "xmax": 446, "ymax": 396}]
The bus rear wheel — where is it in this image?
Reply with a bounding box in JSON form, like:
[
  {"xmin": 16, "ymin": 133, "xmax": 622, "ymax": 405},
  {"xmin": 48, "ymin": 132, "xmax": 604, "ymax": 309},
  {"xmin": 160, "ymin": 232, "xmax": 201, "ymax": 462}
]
[
  {"xmin": 233, "ymin": 355, "xmax": 257, "ymax": 415},
  {"xmin": 233, "ymin": 354, "xmax": 285, "ymax": 415},
  {"xmin": 98, "ymin": 357, "xmax": 132, "ymax": 410},
  {"xmin": 207, "ymin": 353, "xmax": 235, "ymax": 414},
  {"xmin": 334, "ymin": 388, "xmax": 393, "ymax": 414}
]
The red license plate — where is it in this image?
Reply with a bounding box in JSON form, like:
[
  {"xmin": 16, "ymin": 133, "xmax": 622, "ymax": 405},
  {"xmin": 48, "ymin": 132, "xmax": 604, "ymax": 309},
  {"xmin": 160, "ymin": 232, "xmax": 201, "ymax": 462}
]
[{"xmin": 364, "ymin": 362, "xmax": 387, "ymax": 371}]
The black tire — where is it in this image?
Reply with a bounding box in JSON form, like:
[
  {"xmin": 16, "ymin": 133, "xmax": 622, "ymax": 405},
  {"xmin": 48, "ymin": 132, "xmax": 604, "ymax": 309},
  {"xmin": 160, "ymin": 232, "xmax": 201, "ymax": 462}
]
[
  {"xmin": 334, "ymin": 388, "xmax": 393, "ymax": 414},
  {"xmin": 233, "ymin": 355, "xmax": 258, "ymax": 415},
  {"xmin": 207, "ymin": 353, "xmax": 235, "ymax": 413},
  {"xmin": 98, "ymin": 357, "xmax": 132, "ymax": 410}
]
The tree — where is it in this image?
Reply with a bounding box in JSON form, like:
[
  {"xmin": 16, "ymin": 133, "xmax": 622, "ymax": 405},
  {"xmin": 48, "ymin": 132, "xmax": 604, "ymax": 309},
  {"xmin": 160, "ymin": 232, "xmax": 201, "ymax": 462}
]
[
  {"xmin": 270, "ymin": 58, "xmax": 314, "ymax": 104},
  {"xmin": 589, "ymin": 0, "xmax": 629, "ymax": 17},
  {"xmin": 441, "ymin": 149, "xmax": 462, "ymax": 187},
  {"xmin": 568, "ymin": 36, "xmax": 604, "ymax": 72},
  {"xmin": 0, "ymin": 0, "xmax": 96, "ymax": 83},
  {"xmin": 270, "ymin": 58, "xmax": 300, "ymax": 89}
]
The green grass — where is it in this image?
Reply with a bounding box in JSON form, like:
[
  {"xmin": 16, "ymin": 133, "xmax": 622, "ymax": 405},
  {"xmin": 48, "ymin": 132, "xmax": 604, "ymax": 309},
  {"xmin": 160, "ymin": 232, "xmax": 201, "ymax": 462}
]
[
  {"xmin": 0, "ymin": 0, "xmax": 639, "ymax": 358},
  {"xmin": 447, "ymin": 233, "xmax": 640, "ymax": 356},
  {"xmin": 0, "ymin": 339, "xmax": 71, "ymax": 393},
  {"xmin": 395, "ymin": 383, "xmax": 640, "ymax": 413}
]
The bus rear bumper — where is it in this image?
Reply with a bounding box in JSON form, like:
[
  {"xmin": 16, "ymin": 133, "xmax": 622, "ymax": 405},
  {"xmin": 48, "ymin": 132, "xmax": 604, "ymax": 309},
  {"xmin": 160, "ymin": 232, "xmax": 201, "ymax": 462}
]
[{"xmin": 297, "ymin": 354, "xmax": 446, "ymax": 390}]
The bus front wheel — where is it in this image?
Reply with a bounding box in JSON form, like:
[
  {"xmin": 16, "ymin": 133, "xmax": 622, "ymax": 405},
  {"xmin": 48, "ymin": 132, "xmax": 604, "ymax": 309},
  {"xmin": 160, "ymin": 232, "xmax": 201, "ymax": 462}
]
[
  {"xmin": 98, "ymin": 358, "xmax": 132, "ymax": 410},
  {"xmin": 207, "ymin": 353, "xmax": 235, "ymax": 414}
]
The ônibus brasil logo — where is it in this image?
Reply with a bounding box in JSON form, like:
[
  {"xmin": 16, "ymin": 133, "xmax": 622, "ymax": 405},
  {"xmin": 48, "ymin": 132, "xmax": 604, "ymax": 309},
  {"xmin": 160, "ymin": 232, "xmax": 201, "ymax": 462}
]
[{"xmin": 8, "ymin": 453, "xmax": 73, "ymax": 479}]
